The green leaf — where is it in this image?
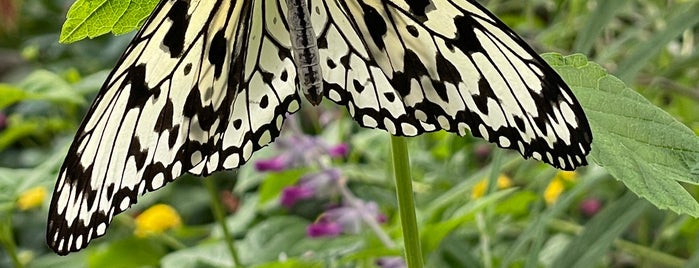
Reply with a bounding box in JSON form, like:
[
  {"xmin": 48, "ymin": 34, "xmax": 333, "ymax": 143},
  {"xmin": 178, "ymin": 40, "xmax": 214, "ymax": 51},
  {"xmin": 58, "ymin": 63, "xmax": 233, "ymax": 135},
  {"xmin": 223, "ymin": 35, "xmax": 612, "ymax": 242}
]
[
  {"xmin": 421, "ymin": 188, "xmax": 516, "ymax": 253},
  {"xmin": 551, "ymin": 192, "xmax": 648, "ymax": 268},
  {"xmin": 238, "ymin": 216, "xmax": 309, "ymax": 264},
  {"xmin": 0, "ymin": 84, "xmax": 28, "ymax": 109},
  {"xmin": 87, "ymin": 237, "xmax": 166, "ymax": 268},
  {"xmin": 18, "ymin": 70, "xmax": 86, "ymax": 105},
  {"xmin": 60, "ymin": 0, "xmax": 159, "ymax": 43},
  {"xmin": 546, "ymin": 53, "xmax": 699, "ymax": 216},
  {"xmin": 161, "ymin": 243, "xmax": 234, "ymax": 268}
]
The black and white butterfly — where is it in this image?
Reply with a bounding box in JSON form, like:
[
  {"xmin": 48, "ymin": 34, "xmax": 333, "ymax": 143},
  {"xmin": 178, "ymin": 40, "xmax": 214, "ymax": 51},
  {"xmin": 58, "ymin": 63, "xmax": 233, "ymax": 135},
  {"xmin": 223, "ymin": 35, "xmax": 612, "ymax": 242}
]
[{"xmin": 47, "ymin": 0, "xmax": 592, "ymax": 254}]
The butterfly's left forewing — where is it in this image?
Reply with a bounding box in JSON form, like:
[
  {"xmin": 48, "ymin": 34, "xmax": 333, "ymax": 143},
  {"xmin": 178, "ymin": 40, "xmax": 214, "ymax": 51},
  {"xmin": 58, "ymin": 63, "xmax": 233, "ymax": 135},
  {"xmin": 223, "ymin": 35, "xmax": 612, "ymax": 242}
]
[
  {"xmin": 48, "ymin": 0, "xmax": 299, "ymax": 254},
  {"xmin": 314, "ymin": 0, "xmax": 592, "ymax": 170}
]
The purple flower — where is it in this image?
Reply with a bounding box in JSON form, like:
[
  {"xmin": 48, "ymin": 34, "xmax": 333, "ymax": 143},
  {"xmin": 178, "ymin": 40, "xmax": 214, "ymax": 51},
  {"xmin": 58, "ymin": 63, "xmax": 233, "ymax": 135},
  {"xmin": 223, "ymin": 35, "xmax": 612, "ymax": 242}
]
[
  {"xmin": 280, "ymin": 185, "xmax": 315, "ymax": 208},
  {"xmin": 307, "ymin": 200, "xmax": 385, "ymax": 238},
  {"xmin": 255, "ymin": 135, "xmax": 349, "ymax": 172},
  {"xmin": 254, "ymin": 155, "xmax": 291, "ymax": 171},
  {"xmin": 328, "ymin": 143, "xmax": 349, "ymax": 157},
  {"xmin": 307, "ymin": 220, "xmax": 343, "ymax": 237},
  {"xmin": 376, "ymin": 257, "xmax": 406, "ymax": 268},
  {"xmin": 580, "ymin": 198, "xmax": 602, "ymax": 217},
  {"xmin": 279, "ymin": 168, "xmax": 342, "ymax": 207},
  {"xmin": 0, "ymin": 112, "xmax": 6, "ymax": 131}
]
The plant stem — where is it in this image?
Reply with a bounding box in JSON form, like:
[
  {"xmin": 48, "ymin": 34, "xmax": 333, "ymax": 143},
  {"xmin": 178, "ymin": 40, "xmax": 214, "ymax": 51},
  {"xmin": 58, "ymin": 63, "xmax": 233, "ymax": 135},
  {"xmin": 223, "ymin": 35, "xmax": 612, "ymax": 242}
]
[
  {"xmin": 390, "ymin": 135, "xmax": 423, "ymax": 268},
  {"xmin": 0, "ymin": 213, "xmax": 22, "ymax": 268},
  {"xmin": 203, "ymin": 179, "xmax": 242, "ymax": 267}
]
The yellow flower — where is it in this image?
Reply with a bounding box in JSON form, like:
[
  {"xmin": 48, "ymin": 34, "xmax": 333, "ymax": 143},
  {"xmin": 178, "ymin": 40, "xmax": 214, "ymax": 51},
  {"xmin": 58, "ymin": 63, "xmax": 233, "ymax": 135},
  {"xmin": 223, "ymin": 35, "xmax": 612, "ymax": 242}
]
[
  {"xmin": 544, "ymin": 171, "xmax": 578, "ymax": 205},
  {"xmin": 471, "ymin": 175, "xmax": 513, "ymax": 199},
  {"xmin": 134, "ymin": 204, "xmax": 182, "ymax": 237},
  {"xmin": 17, "ymin": 186, "xmax": 47, "ymax": 211},
  {"xmin": 556, "ymin": 171, "xmax": 578, "ymax": 182}
]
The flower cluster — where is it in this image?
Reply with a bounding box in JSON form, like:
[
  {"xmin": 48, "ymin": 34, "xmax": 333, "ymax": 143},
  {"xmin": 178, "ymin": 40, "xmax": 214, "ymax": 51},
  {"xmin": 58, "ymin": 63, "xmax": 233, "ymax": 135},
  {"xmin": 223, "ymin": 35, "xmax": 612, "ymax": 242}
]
[
  {"xmin": 255, "ymin": 128, "xmax": 394, "ymax": 256},
  {"xmin": 471, "ymin": 174, "xmax": 513, "ymax": 199}
]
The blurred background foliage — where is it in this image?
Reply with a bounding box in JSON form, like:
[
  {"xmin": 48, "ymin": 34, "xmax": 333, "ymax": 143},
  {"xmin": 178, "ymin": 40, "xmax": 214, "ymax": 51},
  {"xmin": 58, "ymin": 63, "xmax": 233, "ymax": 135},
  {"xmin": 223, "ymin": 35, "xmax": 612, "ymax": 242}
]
[{"xmin": 1, "ymin": 0, "xmax": 699, "ymax": 267}]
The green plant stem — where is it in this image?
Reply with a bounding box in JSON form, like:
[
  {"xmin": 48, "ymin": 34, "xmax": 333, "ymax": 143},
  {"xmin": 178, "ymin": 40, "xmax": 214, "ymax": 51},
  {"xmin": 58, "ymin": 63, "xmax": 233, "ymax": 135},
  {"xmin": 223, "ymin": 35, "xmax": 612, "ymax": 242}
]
[
  {"xmin": 203, "ymin": 179, "xmax": 242, "ymax": 267},
  {"xmin": 0, "ymin": 214, "xmax": 22, "ymax": 268},
  {"xmin": 390, "ymin": 136, "xmax": 423, "ymax": 268}
]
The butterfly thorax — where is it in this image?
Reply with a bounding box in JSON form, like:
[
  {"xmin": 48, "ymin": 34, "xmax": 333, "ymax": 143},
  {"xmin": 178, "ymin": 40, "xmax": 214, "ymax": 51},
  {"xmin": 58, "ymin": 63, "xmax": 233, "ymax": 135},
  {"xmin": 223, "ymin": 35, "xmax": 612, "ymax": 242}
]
[{"xmin": 287, "ymin": 0, "xmax": 323, "ymax": 105}]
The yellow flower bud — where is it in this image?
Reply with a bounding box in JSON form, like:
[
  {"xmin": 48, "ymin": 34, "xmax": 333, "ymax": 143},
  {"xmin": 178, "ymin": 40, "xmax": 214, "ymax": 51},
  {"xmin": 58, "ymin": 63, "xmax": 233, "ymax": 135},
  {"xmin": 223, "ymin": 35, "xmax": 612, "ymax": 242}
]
[
  {"xmin": 17, "ymin": 186, "xmax": 47, "ymax": 211},
  {"xmin": 134, "ymin": 204, "xmax": 182, "ymax": 237},
  {"xmin": 544, "ymin": 171, "xmax": 578, "ymax": 205}
]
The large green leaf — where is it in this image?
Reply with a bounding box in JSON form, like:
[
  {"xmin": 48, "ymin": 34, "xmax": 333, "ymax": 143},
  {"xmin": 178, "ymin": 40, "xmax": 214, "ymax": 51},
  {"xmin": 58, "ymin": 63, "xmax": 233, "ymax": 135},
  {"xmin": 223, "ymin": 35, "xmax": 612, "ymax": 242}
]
[{"xmin": 547, "ymin": 53, "xmax": 699, "ymax": 216}]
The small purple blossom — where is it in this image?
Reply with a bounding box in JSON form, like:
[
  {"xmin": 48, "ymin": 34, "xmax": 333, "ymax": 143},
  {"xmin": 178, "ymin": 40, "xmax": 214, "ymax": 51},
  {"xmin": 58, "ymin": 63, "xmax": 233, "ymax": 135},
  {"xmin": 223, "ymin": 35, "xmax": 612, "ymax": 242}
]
[
  {"xmin": 0, "ymin": 112, "xmax": 6, "ymax": 131},
  {"xmin": 328, "ymin": 143, "xmax": 349, "ymax": 157},
  {"xmin": 279, "ymin": 168, "xmax": 342, "ymax": 207},
  {"xmin": 255, "ymin": 135, "xmax": 349, "ymax": 172},
  {"xmin": 280, "ymin": 185, "xmax": 315, "ymax": 208},
  {"xmin": 580, "ymin": 198, "xmax": 602, "ymax": 217},
  {"xmin": 254, "ymin": 155, "xmax": 291, "ymax": 171},
  {"xmin": 307, "ymin": 200, "xmax": 385, "ymax": 238},
  {"xmin": 376, "ymin": 257, "xmax": 406, "ymax": 268},
  {"xmin": 307, "ymin": 220, "xmax": 343, "ymax": 237}
]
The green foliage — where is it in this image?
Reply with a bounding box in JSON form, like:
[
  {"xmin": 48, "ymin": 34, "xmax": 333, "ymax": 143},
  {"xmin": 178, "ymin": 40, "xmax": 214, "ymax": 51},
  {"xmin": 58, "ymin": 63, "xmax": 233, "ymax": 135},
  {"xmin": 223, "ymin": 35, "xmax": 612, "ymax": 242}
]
[
  {"xmin": 60, "ymin": 0, "xmax": 159, "ymax": 43},
  {"xmin": 549, "ymin": 54, "xmax": 699, "ymax": 216},
  {"xmin": 2, "ymin": 0, "xmax": 699, "ymax": 267}
]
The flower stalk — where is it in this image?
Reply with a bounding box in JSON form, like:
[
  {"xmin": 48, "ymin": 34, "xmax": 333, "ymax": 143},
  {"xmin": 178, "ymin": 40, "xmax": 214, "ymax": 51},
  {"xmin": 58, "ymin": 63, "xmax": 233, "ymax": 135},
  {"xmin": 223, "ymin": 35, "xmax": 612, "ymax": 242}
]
[
  {"xmin": 203, "ymin": 179, "xmax": 241, "ymax": 267},
  {"xmin": 390, "ymin": 135, "xmax": 423, "ymax": 268}
]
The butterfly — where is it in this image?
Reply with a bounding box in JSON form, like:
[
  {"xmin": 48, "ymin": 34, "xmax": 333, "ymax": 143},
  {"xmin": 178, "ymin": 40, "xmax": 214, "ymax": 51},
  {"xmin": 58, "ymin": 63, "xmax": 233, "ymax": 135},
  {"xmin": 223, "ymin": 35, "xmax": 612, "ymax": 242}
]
[{"xmin": 47, "ymin": 0, "xmax": 592, "ymax": 254}]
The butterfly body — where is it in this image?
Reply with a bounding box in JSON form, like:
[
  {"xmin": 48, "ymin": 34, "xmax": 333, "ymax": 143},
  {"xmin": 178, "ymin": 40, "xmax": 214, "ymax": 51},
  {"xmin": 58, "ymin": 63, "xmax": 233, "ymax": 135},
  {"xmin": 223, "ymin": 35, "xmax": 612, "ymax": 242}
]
[
  {"xmin": 288, "ymin": 0, "xmax": 324, "ymax": 104},
  {"xmin": 48, "ymin": 0, "xmax": 592, "ymax": 254}
]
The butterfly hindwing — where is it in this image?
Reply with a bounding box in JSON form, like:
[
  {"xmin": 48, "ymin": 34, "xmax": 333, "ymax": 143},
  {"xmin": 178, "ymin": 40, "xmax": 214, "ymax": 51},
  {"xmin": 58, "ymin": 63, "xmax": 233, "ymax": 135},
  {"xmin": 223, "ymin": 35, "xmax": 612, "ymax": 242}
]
[
  {"xmin": 47, "ymin": 0, "xmax": 299, "ymax": 254},
  {"xmin": 315, "ymin": 0, "xmax": 592, "ymax": 170}
]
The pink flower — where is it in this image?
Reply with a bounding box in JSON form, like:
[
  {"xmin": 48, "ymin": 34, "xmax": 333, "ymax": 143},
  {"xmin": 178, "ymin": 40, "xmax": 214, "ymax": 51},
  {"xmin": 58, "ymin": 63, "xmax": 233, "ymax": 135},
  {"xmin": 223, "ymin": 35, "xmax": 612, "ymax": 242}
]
[
  {"xmin": 307, "ymin": 201, "xmax": 385, "ymax": 238},
  {"xmin": 580, "ymin": 198, "xmax": 602, "ymax": 217},
  {"xmin": 254, "ymin": 155, "xmax": 291, "ymax": 171},
  {"xmin": 307, "ymin": 220, "xmax": 343, "ymax": 237},
  {"xmin": 280, "ymin": 185, "xmax": 315, "ymax": 208},
  {"xmin": 376, "ymin": 257, "xmax": 406, "ymax": 268},
  {"xmin": 328, "ymin": 143, "xmax": 349, "ymax": 157}
]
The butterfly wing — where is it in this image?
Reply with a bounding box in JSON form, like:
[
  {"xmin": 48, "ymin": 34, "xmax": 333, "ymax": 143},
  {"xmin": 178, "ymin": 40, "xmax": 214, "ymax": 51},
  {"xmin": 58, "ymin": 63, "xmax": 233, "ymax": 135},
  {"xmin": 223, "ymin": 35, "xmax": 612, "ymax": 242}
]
[
  {"xmin": 47, "ymin": 0, "xmax": 299, "ymax": 254},
  {"xmin": 313, "ymin": 0, "xmax": 592, "ymax": 170}
]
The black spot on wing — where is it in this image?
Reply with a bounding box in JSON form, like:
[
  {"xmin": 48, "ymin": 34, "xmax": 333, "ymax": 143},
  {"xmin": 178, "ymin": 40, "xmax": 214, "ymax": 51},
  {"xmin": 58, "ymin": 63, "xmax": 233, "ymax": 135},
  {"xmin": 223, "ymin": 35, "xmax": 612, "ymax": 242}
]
[
  {"xmin": 405, "ymin": 0, "xmax": 430, "ymax": 16},
  {"xmin": 406, "ymin": 25, "xmax": 419, "ymax": 37},
  {"xmin": 183, "ymin": 87, "xmax": 216, "ymax": 131},
  {"xmin": 436, "ymin": 53, "xmax": 461, "ymax": 85},
  {"xmin": 183, "ymin": 63, "xmax": 192, "ymax": 75},
  {"xmin": 474, "ymin": 77, "xmax": 493, "ymax": 114},
  {"xmin": 451, "ymin": 15, "xmax": 484, "ymax": 54},
  {"xmin": 359, "ymin": 3, "xmax": 387, "ymax": 50},
  {"xmin": 156, "ymin": 99, "xmax": 174, "ymax": 131},
  {"xmin": 163, "ymin": 0, "xmax": 190, "ymax": 57},
  {"xmin": 209, "ymin": 30, "xmax": 227, "ymax": 78},
  {"xmin": 384, "ymin": 92, "xmax": 396, "ymax": 102},
  {"xmin": 125, "ymin": 64, "xmax": 158, "ymax": 109},
  {"xmin": 128, "ymin": 136, "xmax": 148, "ymax": 170},
  {"xmin": 260, "ymin": 95, "xmax": 269, "ymax": 109}
]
